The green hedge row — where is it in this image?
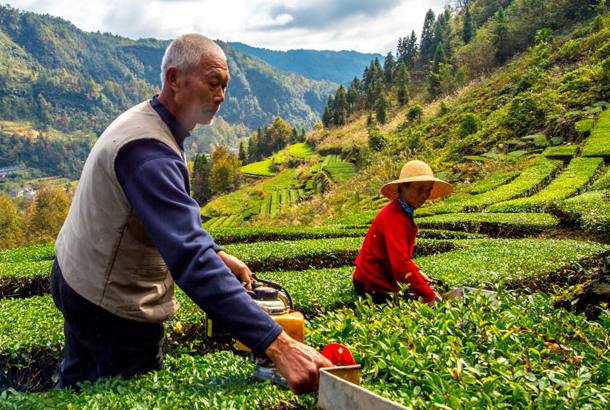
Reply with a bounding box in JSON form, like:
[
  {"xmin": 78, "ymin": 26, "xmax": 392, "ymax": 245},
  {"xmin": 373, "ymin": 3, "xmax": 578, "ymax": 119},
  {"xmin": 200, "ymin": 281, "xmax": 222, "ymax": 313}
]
[
  {"xmin": 486, "ymin": 157, "xmax": 604, "ymax": 212},
  {"xmin": 591, "ymin": 165, "xmax": 610, "ymax": 190},
  {"xmin": 542, "ymin": 144, "xmax": 580, "ymax": 159},
  {"xmin": 208, "ymin": 226, "xmax": 368, "ymax": 244},
  {"xmin": 0, "ymin": 237, "xmax": 461, "ymax": 299},
  {"xmin": 416, "ymin": 212, "xmax": 559, "ymax": 237},
  {"xmin": 426, "ymin": 157, "xmax": 564, "ymax": 214},
  {"xmin": 2, "ymin": 237, "xmax": 605, "ymax": 394},
  {"xmin": 548, "ymin": 189, "xmax": 610, "ymax": 240},
  {"xmin": 307, "ymin": 292, "xmax": 610, "ymax": 409},
  {"xmin": 463, "ymin": 170, "xmax": 520, "ymax": 195},
  {"xmin": 1, "ymin": 351, "xmax": 317, "ymax": 409},
  {"xmin": 582, "ymin": 109, "xmax": 610, "ymax": 158},
  {"xmin": 416, "ymin": 238, "xmax": 606, "ymax": 290}
]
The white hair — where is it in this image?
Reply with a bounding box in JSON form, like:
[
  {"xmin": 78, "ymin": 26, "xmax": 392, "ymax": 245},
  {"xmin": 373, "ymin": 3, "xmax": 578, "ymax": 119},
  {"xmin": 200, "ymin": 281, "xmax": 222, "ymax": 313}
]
[{"xmin": 160, "ymin": 34, "xmax": 226, "ymax": 88}]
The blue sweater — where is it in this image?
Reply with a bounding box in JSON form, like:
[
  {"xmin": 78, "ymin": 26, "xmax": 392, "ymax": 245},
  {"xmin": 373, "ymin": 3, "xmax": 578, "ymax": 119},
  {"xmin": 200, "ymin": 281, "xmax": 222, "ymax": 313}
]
[{"xmin": 114, "ymin": 96, "xmax": 282, "ymax": 354}]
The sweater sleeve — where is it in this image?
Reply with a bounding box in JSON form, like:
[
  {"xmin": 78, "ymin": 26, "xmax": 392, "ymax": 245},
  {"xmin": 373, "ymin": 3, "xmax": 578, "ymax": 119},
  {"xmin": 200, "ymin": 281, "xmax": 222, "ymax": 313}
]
[
  {"xmin": 382, "ymin": 215, "xmax": 436, "ymax": 303},
  {"xmin": 116, "ymin": 140, "xmax": 282, "ymax": 353}
]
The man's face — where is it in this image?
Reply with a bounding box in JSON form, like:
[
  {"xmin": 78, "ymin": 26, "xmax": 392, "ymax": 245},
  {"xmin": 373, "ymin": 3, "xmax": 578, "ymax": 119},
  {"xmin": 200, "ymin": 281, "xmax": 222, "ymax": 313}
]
[
  {"xmin": 399, "ymin": 181, "xmax": 434, "ymax": 209},
  {"xmin": 178, "ymin": 55, "xmax": 230, "ymax": 130}
]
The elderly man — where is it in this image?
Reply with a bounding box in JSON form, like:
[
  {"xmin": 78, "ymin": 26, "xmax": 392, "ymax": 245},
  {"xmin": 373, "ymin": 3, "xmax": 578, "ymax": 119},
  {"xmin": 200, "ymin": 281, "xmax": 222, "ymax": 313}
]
[{"xmin": 51, "ymin": 34, "xmax": 330, "ymax": 394}]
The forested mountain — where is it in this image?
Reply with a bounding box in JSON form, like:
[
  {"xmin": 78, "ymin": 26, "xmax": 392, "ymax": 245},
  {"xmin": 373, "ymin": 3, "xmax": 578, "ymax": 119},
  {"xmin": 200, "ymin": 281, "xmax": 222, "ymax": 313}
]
[
  {"xmin": 229, "ymin": 42, "xmax": 383, "ymax": 85},
  {"xmin": 0, "ymin": 4, "xmax": 342, "ymax": 177}
]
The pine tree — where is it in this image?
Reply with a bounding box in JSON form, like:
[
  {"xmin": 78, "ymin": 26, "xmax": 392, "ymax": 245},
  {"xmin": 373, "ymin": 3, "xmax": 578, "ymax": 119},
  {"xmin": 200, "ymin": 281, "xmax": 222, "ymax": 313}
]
[
  {"xmin": 493, "ymin": 8, "xmax": 511, "ymax": 64},
  {"xmin": 383, "ymin": 52, "xmax": 396, "ymax": 84},
  {"xmin": 462, "ymin": 6, "xmax": 474, "ymax": 44},
  {"xmin": 419, "ymin": 9, "xmax": 436, "ymax": 67},
  {"xmin": 333, "ymin": 84, "xmax": 348, "ymax": 126},
  {"xmin": 191, "ymin": 153, "xmax": 213, "ymax": 205}
]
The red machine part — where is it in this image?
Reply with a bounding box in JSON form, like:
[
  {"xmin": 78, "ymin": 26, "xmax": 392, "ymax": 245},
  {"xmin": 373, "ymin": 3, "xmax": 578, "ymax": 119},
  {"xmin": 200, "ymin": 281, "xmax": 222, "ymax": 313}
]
[{"xmin": 321, "ymin": 343, "xmax": 356, "ymax": 366}]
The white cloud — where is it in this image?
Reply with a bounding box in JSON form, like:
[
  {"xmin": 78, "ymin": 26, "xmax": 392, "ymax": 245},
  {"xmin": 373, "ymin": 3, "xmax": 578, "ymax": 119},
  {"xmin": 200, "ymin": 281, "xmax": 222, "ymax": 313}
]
[{"xmin": 7, "ymin": 0, "xmax": 449, "ymax": 53}]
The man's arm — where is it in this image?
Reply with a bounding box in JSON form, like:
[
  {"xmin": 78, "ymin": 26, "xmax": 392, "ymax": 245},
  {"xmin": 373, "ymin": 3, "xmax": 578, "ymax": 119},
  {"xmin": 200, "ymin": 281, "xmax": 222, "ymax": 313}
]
[{"xmin": 116, "ymin": 140, "xmax": 331, "ymax": 393}]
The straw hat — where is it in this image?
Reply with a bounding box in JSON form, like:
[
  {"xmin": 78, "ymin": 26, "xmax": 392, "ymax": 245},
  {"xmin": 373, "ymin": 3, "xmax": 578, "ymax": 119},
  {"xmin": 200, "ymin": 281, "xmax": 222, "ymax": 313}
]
[{"xmin": 381, "ymin": 160, "xmax": 453, "ymax": 200}]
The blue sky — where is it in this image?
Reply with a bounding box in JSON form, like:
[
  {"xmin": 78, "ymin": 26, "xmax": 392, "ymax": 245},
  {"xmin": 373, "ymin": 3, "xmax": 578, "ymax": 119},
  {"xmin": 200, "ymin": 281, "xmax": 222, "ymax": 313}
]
[{"xmin": 7, "ymin": 0, "xmax": 448, "ymax": 54}]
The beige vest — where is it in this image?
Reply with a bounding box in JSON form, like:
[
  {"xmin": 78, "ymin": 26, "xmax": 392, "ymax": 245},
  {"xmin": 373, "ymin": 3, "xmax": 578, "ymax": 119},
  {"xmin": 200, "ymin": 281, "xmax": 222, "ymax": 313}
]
[{"xmin": 55, "ymin": 101, "xmax": 183, "ymax": 323}]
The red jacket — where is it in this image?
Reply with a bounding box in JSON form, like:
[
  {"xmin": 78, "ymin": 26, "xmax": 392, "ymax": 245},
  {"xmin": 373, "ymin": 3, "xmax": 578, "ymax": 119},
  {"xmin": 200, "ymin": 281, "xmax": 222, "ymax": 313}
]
[{"xmin": 353, "ymin": 199, "xmax": 435, "ymax": 302}]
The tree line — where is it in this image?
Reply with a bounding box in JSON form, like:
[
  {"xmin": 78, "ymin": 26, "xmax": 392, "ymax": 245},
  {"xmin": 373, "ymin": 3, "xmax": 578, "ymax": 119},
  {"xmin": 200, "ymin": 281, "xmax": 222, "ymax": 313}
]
[
  {"xmin": 190, "ymin": 117, "xmax": 303, "ymax": 205},
  {"xmin": 321, "ymin": 0, "xmax": 600, "ymax": 128}
]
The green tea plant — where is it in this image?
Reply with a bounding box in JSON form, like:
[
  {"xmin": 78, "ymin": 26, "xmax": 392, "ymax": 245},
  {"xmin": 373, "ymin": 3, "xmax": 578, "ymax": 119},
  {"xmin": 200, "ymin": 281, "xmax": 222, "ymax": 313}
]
[
  {"xmin": 582, "ymin": 109, "xmax": 610, "ymax": 158},
  {"xmin": 549, "ymin": 189, "xmax": 610, "ymax": 239},
  {"xmin": 288, "ymin": 142, "xmax": 317, "ymax": 159},
  {"xmin": 426, "ymin": 157, "xmax": 564, "ymax": 214},
  {"xmin": 240, "ymin": 159, "xmax": 275, "ymax": 176},
  {"xmin": 0, "ymin": 351, "xmax": 317, "ymax": 409},
  {"xmin": 486, "ymin": 157, "xmax": 604, "ymax": 212},
  {"xmin": 208, "ymin": 226, "xmax": 368, "ymax": 244},
  {"xmin": 541, "ymin": 144, "xmax": 579, "ymax": 159},
  {"xmin": 415, "ymin": 238, "xmax": 606, "ymax": 289},
  {"xmin": 591, "ymin": 166, "xmax": 610, "ymax": 190},
  {"xmin": 463, "ymin": 171, "xmax": 520, "ymax": 195},
  {"xmin": 416, "ymin": 212, "xmax": 559, "ymax": 237},
  {"xmin": 307, "ymin": 293, "xmax": 610, "ymax": 409}
]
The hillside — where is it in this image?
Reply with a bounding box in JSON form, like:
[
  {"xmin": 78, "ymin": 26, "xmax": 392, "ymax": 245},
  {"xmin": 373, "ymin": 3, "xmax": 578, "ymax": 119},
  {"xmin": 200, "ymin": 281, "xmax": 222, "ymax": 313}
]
[
  {"xmin": 229, "ymin": 42, "xmax": 383, "ymax": 84},
  {"xmin": 0, "ymin": 4, "xmax": 345, "ymax": 177},
  {"xmin": 201, "ymin": 1, "xmax": 610, "ymax": 241}
]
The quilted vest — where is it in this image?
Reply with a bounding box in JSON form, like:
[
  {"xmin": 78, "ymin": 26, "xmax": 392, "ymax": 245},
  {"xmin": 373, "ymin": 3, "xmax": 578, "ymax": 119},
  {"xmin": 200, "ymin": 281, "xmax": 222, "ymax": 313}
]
[{"xmin": 55, "ymin": 101, "xmax": 183, "ymax": 322}]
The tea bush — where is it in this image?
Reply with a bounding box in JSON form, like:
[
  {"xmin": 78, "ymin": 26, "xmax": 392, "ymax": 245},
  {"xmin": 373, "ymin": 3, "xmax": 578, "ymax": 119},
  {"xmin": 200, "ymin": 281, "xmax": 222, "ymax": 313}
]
[
  {"xmin": 307, "ymin": 293, "xmax": 610, "ymax": 409},
  {"xmin": 486, "ymin": 157, "xmax": 604, "ymax": 212},
  {"xmin": 0, "ymin": 351, "xmax": 317, "ymax": 409},
  {"xmin": 289, "ymin": 143, "xmax": 317, "ymax": 159},
  {"xmin": 463, "ymin": 171, "xmax": 519, "ymax": 195},
  {"xmin": 416, "ymin": 212, "xmax": 559, "ymax": 237},
  {"xmin": 425, "ymin": 157, "xmax": 564, "ymax": 214},
  {"xmin": 582, "ymin": 109, "xmax": 610, "ymax": 158}
]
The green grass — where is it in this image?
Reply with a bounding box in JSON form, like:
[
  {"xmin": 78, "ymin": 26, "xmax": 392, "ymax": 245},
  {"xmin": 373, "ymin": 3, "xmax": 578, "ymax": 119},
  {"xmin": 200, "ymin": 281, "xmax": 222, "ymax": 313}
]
[{"xmin": 289, "ymin": 143, "xmax": 317, "ymax": 158}]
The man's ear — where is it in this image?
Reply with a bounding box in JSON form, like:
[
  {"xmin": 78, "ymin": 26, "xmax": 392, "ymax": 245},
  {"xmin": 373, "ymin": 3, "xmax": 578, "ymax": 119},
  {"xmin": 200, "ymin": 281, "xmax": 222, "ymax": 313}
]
[{"xmin": 164, "ymin": 66, "xmax": 181, "ymax": 91}]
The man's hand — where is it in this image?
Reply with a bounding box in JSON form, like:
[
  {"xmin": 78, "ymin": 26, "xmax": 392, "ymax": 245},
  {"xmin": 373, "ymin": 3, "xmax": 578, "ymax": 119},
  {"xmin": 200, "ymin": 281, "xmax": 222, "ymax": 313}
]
[
  {"xmin": 264, "ymin": 331, "xmax": 333, "ymax": 395},
  {"xmin": 217, "ymin": 251, "xmax": 254, "ymax": 290}
]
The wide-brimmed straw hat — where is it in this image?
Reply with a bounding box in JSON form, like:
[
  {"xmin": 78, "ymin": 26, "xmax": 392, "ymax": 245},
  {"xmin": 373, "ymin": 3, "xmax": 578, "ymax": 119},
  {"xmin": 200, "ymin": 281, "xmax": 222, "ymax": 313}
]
[{"xmin": 381, "ymin": 160, "xmax": 453, "ymax": 201}]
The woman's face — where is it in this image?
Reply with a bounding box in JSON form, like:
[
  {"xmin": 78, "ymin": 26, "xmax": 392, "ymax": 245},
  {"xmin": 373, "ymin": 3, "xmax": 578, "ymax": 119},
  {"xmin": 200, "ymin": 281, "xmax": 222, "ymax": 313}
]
[{"xmin": 399, "ymin": 181, "xmax": 434, "ymax": 209}]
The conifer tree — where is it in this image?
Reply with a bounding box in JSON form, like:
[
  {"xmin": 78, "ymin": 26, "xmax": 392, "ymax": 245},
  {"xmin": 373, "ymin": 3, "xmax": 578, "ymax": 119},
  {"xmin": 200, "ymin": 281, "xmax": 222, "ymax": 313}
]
[
  {"xmin": 462, "ymin": 6, "xmax": 474, "ymax": 44},
  {"xmin": 191, "ymin": 153, "xmax": 213, "ymax": 205},
  {"xmin": 383, "ymin": 52, "xmax": 396, "ymax": 84}
]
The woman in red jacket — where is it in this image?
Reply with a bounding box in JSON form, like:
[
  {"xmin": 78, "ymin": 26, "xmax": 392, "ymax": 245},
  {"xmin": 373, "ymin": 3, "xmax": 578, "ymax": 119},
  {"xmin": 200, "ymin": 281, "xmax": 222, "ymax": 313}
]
[{"xmin": 353, "ymin": 160, "xmax": 453, "ymax": 306}]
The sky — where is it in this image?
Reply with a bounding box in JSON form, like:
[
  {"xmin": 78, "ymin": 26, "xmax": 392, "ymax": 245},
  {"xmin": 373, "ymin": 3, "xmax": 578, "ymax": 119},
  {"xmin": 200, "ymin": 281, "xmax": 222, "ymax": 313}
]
[{"xmin": 6, "ymin": 0, "xmax": 448, "ymax": 54}]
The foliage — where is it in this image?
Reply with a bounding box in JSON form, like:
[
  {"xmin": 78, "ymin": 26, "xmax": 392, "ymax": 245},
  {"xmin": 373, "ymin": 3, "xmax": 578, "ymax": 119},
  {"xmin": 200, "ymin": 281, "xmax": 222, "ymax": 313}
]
[
  {"xmin": 288, "ymin": 143, "xmax": 317, "ymax": 159},
  {"xmin": 308, "ymin": 292, "xmax": 610, "ymax": 409},
  {"xmin": 486, "ymin": 157, "xmax": 604, "ymax": 212},
  {"xmin": 240, "ymin": 159, "xmax": 274, "ymax": 177},
  {"xmin": 463, "ymin": 171, "xmax": 519, "ymax": 195},
  {"xmin": 582, "ymin": 109, "xmax": 610, "ymax": 158},
  {"xmin": 426, "ymin": 157, "xmax": 564, "ymax": 214},
  {"xmin": 542, "ymin": 144, "xmax": 579, "ymax": 159},
  {"xmin": 416, "ymin": 212, "xmax": 559, "ymax": 237}
]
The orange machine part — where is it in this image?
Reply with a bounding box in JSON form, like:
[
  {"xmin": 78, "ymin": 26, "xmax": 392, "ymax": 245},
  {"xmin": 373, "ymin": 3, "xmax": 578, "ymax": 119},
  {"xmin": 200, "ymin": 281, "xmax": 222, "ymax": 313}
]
[{"xmin": 236, "ymin": 310, "xmax": 305, "ymax": 352}]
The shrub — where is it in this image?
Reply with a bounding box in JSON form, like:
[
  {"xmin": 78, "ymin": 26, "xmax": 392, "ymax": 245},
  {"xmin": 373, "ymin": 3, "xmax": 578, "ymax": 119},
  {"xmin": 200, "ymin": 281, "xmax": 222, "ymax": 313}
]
[
  {"xmin": 486, "ymin": 157, "xmax": 604, "ymax": 212},
  {"xmin": 416, "ymin": 212, "xmax": 558, "ymax": 237},
  {"xmin": 308, "ymin": 291, "xmax": 610, "ymax": 409},
  {"xmin": 582, "ymin": 109, "xmax": 610, "ymax": 158},
  {"xmin": 289, "ymin": 142, "xmax": 317, "ymax": 159}
]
